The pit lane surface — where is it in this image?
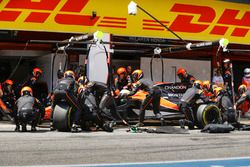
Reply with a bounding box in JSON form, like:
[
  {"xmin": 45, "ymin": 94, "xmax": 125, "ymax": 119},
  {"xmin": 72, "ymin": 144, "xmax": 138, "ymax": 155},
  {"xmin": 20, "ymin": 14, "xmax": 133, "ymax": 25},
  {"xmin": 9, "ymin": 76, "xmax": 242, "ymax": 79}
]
[{"xmin": 0, "ymin": 122, "xmax": 250, "ymax": 166}]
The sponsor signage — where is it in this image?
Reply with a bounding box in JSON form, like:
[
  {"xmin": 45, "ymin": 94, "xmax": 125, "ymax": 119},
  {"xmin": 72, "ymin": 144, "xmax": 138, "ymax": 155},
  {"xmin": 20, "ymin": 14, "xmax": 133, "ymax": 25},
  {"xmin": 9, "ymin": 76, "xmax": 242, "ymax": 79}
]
[{"xmin": 0, "ymin": 0, "xmax": 249, "ymax": 44}]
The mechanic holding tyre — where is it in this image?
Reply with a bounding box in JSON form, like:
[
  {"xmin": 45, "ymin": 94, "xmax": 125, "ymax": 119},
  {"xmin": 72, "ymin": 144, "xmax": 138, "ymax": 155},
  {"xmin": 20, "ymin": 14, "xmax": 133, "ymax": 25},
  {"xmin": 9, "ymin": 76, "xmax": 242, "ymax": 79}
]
[
  {"xmin": 179, "ymin": 80, "xmax": 209, "ymax": 129},
  {"xmin": 127, "ymin": 69, "xmax": 163, "ymax": 127},
  {"xmin": 50, "ymin": 70, "xmax": 83, "ymax": 132},
  {"xmin": 213, "ymin": 87, "xmax": 236, "ymax": 124}
]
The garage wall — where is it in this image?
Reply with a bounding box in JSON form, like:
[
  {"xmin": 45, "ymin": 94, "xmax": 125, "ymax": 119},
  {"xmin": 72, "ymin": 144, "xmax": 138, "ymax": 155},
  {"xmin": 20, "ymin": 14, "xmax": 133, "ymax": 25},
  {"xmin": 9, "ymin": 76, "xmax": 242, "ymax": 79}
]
[
  {"xmin": 140, "ymin": 57, "xmax": 211, "ymax": 83},
  {"xmin": 36, "ymin": 54, "xmax": 52, "ymax": 91}
]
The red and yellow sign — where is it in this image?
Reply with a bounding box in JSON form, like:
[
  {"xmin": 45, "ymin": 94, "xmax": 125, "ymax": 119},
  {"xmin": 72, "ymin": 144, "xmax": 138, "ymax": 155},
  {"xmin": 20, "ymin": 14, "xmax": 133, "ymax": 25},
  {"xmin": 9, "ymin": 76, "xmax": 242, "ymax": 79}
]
[{"xmin": 0, "ymin": 0, "xmax": 250, "ymax": 44}]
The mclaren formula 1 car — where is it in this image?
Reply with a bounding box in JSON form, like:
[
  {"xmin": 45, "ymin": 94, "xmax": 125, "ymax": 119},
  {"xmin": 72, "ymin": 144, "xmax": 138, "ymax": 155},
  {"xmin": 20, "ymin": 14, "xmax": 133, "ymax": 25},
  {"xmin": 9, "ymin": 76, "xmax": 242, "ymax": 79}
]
[{"xmin": 43, "ymin": 82, "xmax": 221, "ymax": 131}]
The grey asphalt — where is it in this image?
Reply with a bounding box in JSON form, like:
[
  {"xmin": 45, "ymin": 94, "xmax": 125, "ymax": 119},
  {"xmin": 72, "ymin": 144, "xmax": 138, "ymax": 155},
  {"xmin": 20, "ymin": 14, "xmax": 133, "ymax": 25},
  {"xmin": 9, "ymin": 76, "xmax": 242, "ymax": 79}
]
[{"xmin": 0, "ymin": 122, "xmax": 250, "ymax": 166}]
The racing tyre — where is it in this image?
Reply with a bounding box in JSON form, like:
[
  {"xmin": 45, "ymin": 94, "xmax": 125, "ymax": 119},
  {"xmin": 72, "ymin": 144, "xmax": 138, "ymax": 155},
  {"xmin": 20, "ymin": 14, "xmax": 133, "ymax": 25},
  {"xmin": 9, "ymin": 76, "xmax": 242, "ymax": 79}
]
[
  {"xmin": 53, "ymin": 102, "xmax": 73, "ymax": 132},
  {"xmin": 196, "ymin": 104, "xmax": 222, "ymax": 129}
]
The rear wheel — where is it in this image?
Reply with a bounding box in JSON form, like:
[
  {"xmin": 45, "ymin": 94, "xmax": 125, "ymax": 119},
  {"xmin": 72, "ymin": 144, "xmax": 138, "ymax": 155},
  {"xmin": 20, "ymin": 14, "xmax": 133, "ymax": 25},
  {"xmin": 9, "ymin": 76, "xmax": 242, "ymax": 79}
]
[
  {"xmin": 196, "ymin": 104, "xmax": 222, "ymax": 129},
  {"xmin": 53, "ymin": 102, "xmax": 73, "ymax": 132}
]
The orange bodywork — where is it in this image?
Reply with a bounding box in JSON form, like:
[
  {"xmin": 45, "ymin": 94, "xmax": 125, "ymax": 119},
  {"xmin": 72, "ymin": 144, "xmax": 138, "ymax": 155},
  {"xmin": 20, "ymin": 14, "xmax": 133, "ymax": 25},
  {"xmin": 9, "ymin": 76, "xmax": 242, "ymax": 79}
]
[
  {"xmin": 131, "ymin": 90, "xmax": 179, "ymax": 111},
  {"xmin": 44, "ymin": 106, "xmax": 51, "ymax": 120}
]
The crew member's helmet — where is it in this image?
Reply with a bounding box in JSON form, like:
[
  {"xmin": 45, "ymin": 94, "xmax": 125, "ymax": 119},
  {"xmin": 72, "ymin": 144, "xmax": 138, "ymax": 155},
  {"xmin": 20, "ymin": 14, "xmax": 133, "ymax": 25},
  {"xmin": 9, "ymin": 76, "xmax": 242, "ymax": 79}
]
[
  {"xmin": 132, "ymin": 69, "xmax": 144, "ymax": 82},
  {"xmin": 244, "ymin": 68, "xmax": 250, "ymax": 78},
  {"xmin": 33, "ymin": 67, "xmax": 42, "ymax": 77},
  {"xmin": 203, "ymin": 80, "xmax": 210, "ymax": 91},
  {"xmin": 4, "ymin": 79, "xmax": 13, "ymax": 86},
  {"xmin": 177, "ymin": 68, "xmax": 186, "ymax": 76},
  {"xmin": 77, "ymin": 85, "xmax": 86, "ymax": 94},
  {"xmin": 21, "ymin": 86, "xmax": 33, "ymax": 96},
  {"xmin": 77, "ymin": 76, "xmax": 88, "ymax": 85},
  {"xmin": 64, "ymin": 70, "xmax": 75, "ymax": 80},
  {"xmin": 116, "ymin": 67, "xmax": 127, "ymax": 75},
  {"xmin": 193, "ymin": 80, "xmax": 203, "ymax": 89},
  {"xmin": 213, "ymin": 87, "xmax": 223, "ymax": 96},
  {"xmin": 238, "ymin": 84, "xmax": 247, "ymax": 95},
  {"xmin": 223, "ymin": 59, "xmax": 230, "ymax": 64},
  {"xmin": 3, "ymin": 79, "xmax": 14, "ymax": 93}
]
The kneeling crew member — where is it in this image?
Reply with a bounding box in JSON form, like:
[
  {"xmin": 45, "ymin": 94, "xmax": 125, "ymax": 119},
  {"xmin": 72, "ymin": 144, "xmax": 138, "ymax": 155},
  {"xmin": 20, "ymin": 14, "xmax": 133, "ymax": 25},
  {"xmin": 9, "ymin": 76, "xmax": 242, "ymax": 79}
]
[
  {"xmin": 179, "ymin": 80, "xmax": 207, "ymax": 129},
  {"xmin": 213, "ymin": 87, "xmax": 236, "ymax": 123},
  {"xmin": 78, "ymin": 82, "xmax": 114, "ymax": 132},
  {"xmin": 51, "ymin": 70, "xmax": 82, "ymax": 132},
  {"xmin": 127, "ymin": 69, "xmax": 163, "ymax": 127},
  {"xmin": 235, "ymin": 84, "xmax": 250, "ymax": 111},
  {"xmin": 15, "ymin": 86, "xmax": 44, "ymax": 132},
  {"xmin": 0, "ymin": 79, "xmax": 14, "ymax": 121}
]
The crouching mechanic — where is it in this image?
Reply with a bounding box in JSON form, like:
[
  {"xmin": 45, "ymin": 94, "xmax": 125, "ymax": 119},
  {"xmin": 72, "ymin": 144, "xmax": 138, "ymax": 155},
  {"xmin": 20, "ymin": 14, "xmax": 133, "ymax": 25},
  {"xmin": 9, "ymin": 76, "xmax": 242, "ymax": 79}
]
[
  {"xmin": 78, "ymin": 81, "xmax": 117, "ymax": 132},
  {"xmin": 234, "ymin": 84, "xmax": 250, "ymax": 113},
  {"xmin": 179, "ymin": 80, "xmax": 208, "ymax": 129},
  {"xmin": 50, "ymin": 70, "xmax": 83, "ymax": 132},
  {"xmin": 213, "ymin": 87, "xmax": 236, "ymax": 123},
  {"xmin": 127, "ymin": 69, "xmax": 163, "ymax": 127},
  {"xmin": 0, "ymin": 79, "xmax": 15, "ymax": 121},
  {"xmin": 15, "ymin": 86, "xmax": 44, "ymax": 132}
]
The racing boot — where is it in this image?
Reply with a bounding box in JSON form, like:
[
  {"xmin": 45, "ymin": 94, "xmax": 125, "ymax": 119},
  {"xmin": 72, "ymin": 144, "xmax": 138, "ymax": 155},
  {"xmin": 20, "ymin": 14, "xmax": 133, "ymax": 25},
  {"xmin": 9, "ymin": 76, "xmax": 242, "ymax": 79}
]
[
  {"xmin": 155, "ymin": 113, "xmax": 163, "ymax": 119},
  {"xmin": 31, "ymin": 126, "xmax": 37, "ymax": 132},
  {"xmin": 15, "ymin": 125, "xmax": 20, "ymax": 132},
  {"xmin": 31, "ymin": 122, "xmax": 37, "ymax": 132},
  {"xmin": 156, "ymin": 113, "xmax": 165, "ymax": 126},
  {"xmin": 135, "ymin": 122, "xmax": 144, "ymax": 127},
  {"xmin": 71, "ymin": 123, "xmax": 81, "ymax": 133},
  {"xmin": 102, "ymin": 122, "xmax": 114, "ymax": 132},
  {"xmin": 21, "ymin": 124, "xmax": 27, "ymax": 132},
  {"xmin": 179, "ymin": 119, "xmax": 185, "ymax": 129},
  {"xmin": 179, "ymin": 119, "xmax": 194, "ymax": 130},
  {"xmin": 186, "ymin": 120, "xmax": 194, "ymax": 130}
]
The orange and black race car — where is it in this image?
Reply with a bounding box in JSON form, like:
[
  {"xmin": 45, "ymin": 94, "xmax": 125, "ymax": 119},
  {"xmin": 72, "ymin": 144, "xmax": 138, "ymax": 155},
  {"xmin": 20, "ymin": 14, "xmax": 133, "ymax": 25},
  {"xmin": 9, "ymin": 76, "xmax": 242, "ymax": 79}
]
[{"xmin": 42, "ymin": 82, "xmax": 221, "ymax": 131}]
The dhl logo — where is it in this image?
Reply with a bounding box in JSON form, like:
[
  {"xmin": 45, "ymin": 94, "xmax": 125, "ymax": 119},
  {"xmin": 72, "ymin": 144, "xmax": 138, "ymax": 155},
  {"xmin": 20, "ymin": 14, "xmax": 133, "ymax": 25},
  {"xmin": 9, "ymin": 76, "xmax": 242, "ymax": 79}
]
[
  {"xmin": 142, "ymin": 3, "xmax": 250, "ymax": 38},
  {"xmin": 0, "ymin": 0, "xmax": 249, "ymax": 43},
  {"xmin": 0, "ymin": 0, "xmax": 99, "ymax": 26}
]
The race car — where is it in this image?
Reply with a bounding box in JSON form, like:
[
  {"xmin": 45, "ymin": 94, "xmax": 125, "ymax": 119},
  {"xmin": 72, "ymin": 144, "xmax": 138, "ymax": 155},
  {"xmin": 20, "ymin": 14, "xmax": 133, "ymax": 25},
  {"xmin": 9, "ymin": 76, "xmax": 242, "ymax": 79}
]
[{"xmin": 43, "ymin": 82, "xmax": 221, "ymax": 131}]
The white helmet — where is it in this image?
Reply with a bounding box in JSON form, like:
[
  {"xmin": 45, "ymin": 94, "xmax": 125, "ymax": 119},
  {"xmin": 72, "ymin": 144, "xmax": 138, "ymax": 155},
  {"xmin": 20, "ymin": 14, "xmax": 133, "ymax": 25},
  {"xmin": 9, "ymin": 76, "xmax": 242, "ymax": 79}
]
[{"xmin": 244, "ymin": 68, "xmax": 250, "ymax": 77}]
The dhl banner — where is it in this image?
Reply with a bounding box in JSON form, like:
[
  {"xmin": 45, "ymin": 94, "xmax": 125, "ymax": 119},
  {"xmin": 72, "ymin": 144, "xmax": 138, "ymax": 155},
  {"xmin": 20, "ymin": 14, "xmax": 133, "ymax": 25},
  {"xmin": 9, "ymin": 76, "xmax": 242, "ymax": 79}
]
[{"xmin": 0, "ymin": 0, "xmax": 250, "ymax": 44}]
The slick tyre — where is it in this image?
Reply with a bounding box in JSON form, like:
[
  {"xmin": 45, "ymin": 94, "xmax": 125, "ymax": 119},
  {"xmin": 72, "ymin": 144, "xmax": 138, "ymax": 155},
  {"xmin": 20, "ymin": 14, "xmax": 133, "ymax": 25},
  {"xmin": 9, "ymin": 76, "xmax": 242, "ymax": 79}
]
[
  {"xmin": 196, "ymin": 104, "xmax": 222, "ymax": 129},
  {"xmin": 53, "ymin": 102, "xmax": 73, "ymax": 132}
]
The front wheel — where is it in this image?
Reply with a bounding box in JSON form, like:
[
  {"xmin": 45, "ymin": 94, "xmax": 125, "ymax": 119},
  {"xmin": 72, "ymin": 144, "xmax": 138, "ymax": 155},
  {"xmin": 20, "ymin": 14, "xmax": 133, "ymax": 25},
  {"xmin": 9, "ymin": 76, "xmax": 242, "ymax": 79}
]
[{"xmin": 196, "ymin": 104, "xmax": 222, "ymax": 129}]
